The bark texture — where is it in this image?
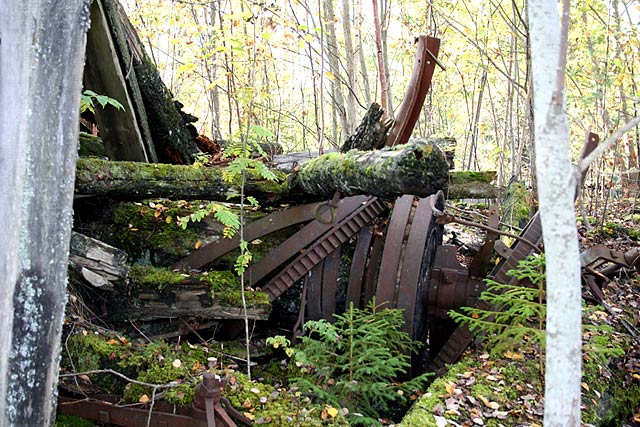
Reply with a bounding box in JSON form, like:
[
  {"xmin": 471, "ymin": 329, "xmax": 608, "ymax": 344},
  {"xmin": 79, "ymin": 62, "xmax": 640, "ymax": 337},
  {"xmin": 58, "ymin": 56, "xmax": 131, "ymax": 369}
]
[
  {"xmin": 0, "ymin": 1, "xmax": 91, "ymax": 425},
  {"xmin": 75, "ymin": 150, "xmax": 494, "ymax": 201},
  {"xmin": 293, "ymin": 141, "xmax": 450, "ymax": 198},
  {"xmin": 529, "ymin": 1, "xmax": 582, "ymax": 425},
  {"xmin": 101, "ymin": 0, "xmax": 200, "ymax": 164},
  {"xmin": 75, "ymin": 158, "xmax": 289, "ymax": 200}
]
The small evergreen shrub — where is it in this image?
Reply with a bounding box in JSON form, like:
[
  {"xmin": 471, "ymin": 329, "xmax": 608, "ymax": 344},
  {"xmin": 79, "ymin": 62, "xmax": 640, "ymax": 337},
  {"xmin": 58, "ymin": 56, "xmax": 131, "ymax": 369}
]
[
  {"xmin": 293, "ymin": 300, "xmax": 431, "ymax": 425},
  {"xmin": 448, "ymin": 254, "xmax": 546, "ymax": 356}
]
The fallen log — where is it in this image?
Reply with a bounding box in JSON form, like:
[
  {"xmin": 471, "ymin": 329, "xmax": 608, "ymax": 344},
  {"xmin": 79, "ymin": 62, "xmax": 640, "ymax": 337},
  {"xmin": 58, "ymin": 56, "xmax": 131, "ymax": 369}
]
[
  {"xmin": 75, "ymin": 157, "xmax": 289, "ymax": 200},
  {"xmin": 446, "ymin": 171, "xmax": 497, "ymax": 199},
  {"xmin": 292, "ymin": 140, "xmax": 449, "ymax": 198},
  {"xmin": 75, "ymin": 143, "xmax": 495, "ymax": 201}
]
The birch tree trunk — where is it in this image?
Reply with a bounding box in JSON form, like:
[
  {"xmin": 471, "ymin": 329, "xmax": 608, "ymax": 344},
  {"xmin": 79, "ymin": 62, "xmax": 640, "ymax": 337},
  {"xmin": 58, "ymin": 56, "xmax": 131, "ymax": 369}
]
[
  {"xmin": 528, "ymin": 1, "xmax": 582, "ymax": 425},
  {"xmin": 322, "ymin": 0, "xmax": 349, "ymax": 142},
  {"xmin": 341, "ymin": 0, "xmax": 357, "ymax": 130},
  {"xmin": 0, "ymin": 1, "xmax": 90, "ymax": 425}
]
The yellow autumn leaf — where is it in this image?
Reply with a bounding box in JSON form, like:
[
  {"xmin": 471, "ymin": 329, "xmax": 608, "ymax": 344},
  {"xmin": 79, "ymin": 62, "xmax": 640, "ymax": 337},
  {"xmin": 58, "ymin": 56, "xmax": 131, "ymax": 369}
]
[
  {"xmin": 177, "ymin": 62, "xmax": 196, "ymax": 74},
  {"xmin": 243, "ymin": 412, "xmax": 255, "ymax": 420},
  {"xmin": 581, "ymin": 382, "xmax": 590, "ymax": 391},
  {"xmin": 326, "ymin": 406, "xmax": 339, "ymax": 418},
  {"xmin": 139, "ymin": 394, "xmax": 150, "ymax": 404},
  {"xmin": 194, "ymin": 240, "xmax": 202, "ymax": 249},
  {"xmin": 445, "ymin": 382, "xmax": 455, "ymax": 395},
  {"xmin": 504, "ymin": 350, "xmax": 524, "ymax": 360},
  {"xmin": 106, "ymin": 339, "xmax": 119, "ymax": 345},
  {"xmin": 325, "ymin": 71, "xmax": 336, "ymax": 81},
  {"xmin": 165, "ymin": 216, "xmax": 172, "ymax": 224}
]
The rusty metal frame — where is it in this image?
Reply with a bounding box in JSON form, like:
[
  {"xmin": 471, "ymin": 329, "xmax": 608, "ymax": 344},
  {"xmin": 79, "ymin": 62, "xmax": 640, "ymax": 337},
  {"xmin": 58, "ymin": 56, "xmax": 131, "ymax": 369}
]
[
  {"xmin": 261, "ymin": 196, "xmax": 387, "ymax": 300},
  {"xmin": 173, "ymin": 201, "xmax": 325, "ymax": 271},
  {"xmin": 246, "ymin": 196, "xmax": 372, "ymax": 288},
  {"xmin": 386, "ymin": 36, "xmax": 441, "ymax": 147}
]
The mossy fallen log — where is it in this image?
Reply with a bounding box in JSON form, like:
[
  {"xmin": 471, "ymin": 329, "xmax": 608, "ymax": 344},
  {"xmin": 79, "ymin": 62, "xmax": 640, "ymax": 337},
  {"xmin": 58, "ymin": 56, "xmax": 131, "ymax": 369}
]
[
  {"xmin": 292, "ymin": 141, "xmax": 450, "ymax": 198},
  {"xmin": 446, "ymin": 171, "xmax": 497, "ymax": 199},
  {"xmin": 75, "ymin": 157, "xmax": 289, "ymax": 200},
  {"xmin": 75, "ymin": 147, "xmax": 495, "ymax": 201}
]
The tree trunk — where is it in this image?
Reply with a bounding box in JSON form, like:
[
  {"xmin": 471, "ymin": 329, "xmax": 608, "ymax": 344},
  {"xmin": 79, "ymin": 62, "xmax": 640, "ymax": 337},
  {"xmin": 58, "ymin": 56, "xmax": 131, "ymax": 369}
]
[
  {"xmin": 293, "ymin": 140, "xmax": 449, "ymax": 198},
  {"xmin": 528, "ymin": 1, "xmax": 582, "ymax": 425},
  {"xmin": 102, "ymin": 0, "xmax": 200, "ymax": 164},
  {"xmin": 341, "ymin": 0, "xmax": 357, "ymax": 129},
  {"xmin": 75, "ymin": 146, "xmax": 495, "ymax": 201},
  {"xmin": 74, "ymin": 158, "xmax": 288, "ymax": 200},
  {"xmin": 0, "ymin": 2, "xmax": 90, "ymax": 425},
  {"xmin": 322, "ymin": 0, "xmax": 350, "ymax": 140}
]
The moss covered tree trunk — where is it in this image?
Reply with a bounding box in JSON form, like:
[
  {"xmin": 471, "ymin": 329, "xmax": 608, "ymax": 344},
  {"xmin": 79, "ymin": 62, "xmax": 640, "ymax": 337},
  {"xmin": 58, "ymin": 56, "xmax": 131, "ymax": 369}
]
[
  {"xmin": 75, "ymin": 158, "xmax": 289, "ymax": 200},
  {"xmin": 75, "ymin": 154, "xmax": 495, "ymax": 201},
  {"xmin": 293, "ymin": 140, "xmax": 450, "ymax": 198}
]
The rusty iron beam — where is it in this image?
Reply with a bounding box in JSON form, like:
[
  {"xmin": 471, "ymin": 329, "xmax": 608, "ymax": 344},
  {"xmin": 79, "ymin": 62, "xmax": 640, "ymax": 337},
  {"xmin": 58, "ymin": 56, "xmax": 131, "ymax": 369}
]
[
  {"xmin": 397, "ymin": 195, "xmax": 437, "ymax": 337},
  {"xmin": 306, "ymin": 262, "xmax": 324, "ymax": 320},
  {"xmin": 363, "ymin": 230, "xmax": 385, "ymax": 307},
  {"xmin": 346, "ymin": 227, "xmax": 374, "ymax": 308},
  {"xmin": 386, "ymin": 36, "xmax": 441, "ymax": 147},
  {"xmin": 321, "ymin": 247, "xmax": 341, "ymax": 319},
  {"xmin": 58, "ymin": 396, "xmax": 208, "ymax": 427},
  {"xmin": 173, "ymin": 201, "xmax": 324, "ymax": 271},
  {"xmin": 376, "ymin": 195, "xmax": 414, "ymax": 305}
]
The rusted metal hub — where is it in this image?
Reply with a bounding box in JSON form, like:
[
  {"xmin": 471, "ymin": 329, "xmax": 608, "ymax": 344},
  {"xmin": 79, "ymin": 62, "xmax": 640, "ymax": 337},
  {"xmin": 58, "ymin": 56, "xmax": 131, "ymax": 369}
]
[{"xmin": 427, "ymin": 244, "xmax": 484, "ymax": 318}]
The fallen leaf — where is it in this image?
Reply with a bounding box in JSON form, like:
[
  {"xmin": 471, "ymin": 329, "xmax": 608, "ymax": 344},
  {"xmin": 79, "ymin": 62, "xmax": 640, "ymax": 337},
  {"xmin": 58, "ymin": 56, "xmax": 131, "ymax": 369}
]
[
  {"xmin": 445, "ymin": 382, "xmax": 455, "ymax": 395},
  {"xmin": 106, "ymin": 339, "xmax": 119, "ymax": 345},
  {"xmin": 139, "ymin": 394, "xmax": 150, "ymax": 404},
  {"xmin": 581, "ymin": 382, "xmax": 590, "ymax": 391},
  {"xmin": 486, "ymin": 401, "xmax": 500, "ymax": 410},
  {"xmin": 504, "ymin": 350, "xmax": 524, "ymax": 360},
  {"xmin": 244, "ymin": 412, "xmax": 255, "ymax": 421},
  {"xmin": 434, "ymin": 415, "xmax": 448, "ymax": 427},
  {"xmin": 326, "ymin": 406, "xmax": 339, "ymax": 418},
  {"xmin": 243, "ymin": 399, "xmax": 252, "ymax": 408},
  {"xmin": 472, "ymin": 416, "xmax": 484, "ymax": 425},
  {"xmin": 194, "ymin": 240, "xmax": 202, "ymax": 249},
  {"xmin": 250, "ymin": 387, "xmax": 261, "ymax": 394},
  {"xmin": 477, "ymin": 394, "xmax": 490, "ymax": 406},
  {"xmin": 172, "ymin": 359, "xmax": 182, "ymax": 368}
]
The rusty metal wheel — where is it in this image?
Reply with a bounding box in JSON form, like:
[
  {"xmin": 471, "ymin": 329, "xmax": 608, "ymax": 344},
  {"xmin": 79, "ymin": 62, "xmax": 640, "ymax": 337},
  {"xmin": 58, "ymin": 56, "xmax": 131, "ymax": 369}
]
[{"xmin": 372, "ymin": 192, "xmax": 445, "ymax": 373}]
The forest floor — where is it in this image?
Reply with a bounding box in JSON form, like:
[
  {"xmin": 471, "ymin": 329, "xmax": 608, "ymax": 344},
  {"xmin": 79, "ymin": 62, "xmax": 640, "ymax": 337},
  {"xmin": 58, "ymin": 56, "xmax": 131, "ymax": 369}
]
[{"xmin": 399, "ymin": 195, "xmax": 640, "ymax": 427}]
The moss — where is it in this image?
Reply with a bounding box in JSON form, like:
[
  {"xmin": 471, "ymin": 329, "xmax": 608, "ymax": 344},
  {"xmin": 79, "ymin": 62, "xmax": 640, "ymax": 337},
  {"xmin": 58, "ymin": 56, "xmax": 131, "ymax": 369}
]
[
  {"xmin": 128, "ymin": 265, "xmax": 270, "ymax": 307},
  {"xmin": 129, "ymin": 264, "xmax": 186, "ymax": 290},
  {"xmin": 54, "ymin": 414, "xmax": 95, "ymax": 427},
  {"xmin": 448, "ymin": 170, "xmax": 497, "ymax": 184},
  {"xmin": 294, "ymin": 141, "xmax": 449, "ymax": 198},
  {"xmin": 223, "ymin": 372, "xmax": 349, "ymax": 426},
  {"xmin": 123, "ymin": 362, "xmax": 192, "ymax": 404},
  {"xmin": 78, "ymin": 132, "xmax": 106, "ymax": 158},
  {"xmin": 199, "ymin": 270, "xmax": 270, "ymax": 306},
  {"xmin": 84, "ymin": 199, "xmax": 202, "ymax": 265},
  {"xmin": 61, "ymin": 332, "xmax": 132, "ymax": 393},
  {"xmin": 599, "ymin": 222, "xmax": 640, "ymax": 240}
]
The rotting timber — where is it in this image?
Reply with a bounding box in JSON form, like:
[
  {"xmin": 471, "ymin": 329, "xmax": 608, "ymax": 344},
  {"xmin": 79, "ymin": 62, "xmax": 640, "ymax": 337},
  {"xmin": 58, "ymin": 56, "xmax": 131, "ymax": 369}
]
[{"xmin": 74, "ymin": 149, "xmax": 495, "ymax": 201}]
